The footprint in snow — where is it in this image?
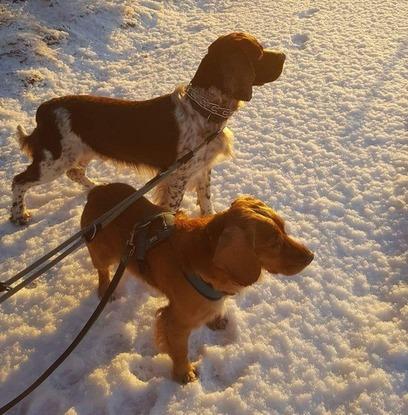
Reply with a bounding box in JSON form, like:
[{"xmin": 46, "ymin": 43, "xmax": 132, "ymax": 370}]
[
  {"xmin": 291, "ymin": 33, "xmax": 309, "ymax": 49},
  {"xmin": 139, "ymin": 10, "xmax": 158, "ymax": 29},
  {"xmin": 186, "ymin": 23, "xmax": 207, "ymax": 33},
  {"xmin": 297, "ymin": 8, "xmax": 319, "ymax": 19},
  {"xmin": 129, "ymin": 355, "xmax": 171, "ymax": 381},
  {"xmin": 141, "ymin": 0, "xmax": 161, "ymax": 10},
  {"xmin": 103, "ymin": 333, "xmax": 132, "ymax": 358}
]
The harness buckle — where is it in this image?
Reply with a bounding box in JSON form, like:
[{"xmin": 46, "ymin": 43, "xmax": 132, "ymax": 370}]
[
  {"xmin": 128, "ymin": 212, "xmax": 175, "ymax": 273},
  {"xmin": 127, "ymin": 223, "xmax": 143, "ymax": 258},
  {"xmin": 125, "ymin": 236, "xmax": 137, "ymax": 259}
]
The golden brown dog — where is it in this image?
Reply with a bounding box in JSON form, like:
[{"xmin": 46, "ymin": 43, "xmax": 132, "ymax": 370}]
[{"xmin": 81, "ymin": 183, "xmax": 313, "ymax": 383}]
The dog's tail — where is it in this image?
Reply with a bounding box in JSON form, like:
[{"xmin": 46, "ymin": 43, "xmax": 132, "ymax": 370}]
[{"xmin": 15, "ymin": 125, "xmax": 37, "ymax": 158}]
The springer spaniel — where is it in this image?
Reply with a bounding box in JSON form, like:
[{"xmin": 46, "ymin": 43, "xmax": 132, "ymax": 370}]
[
  {"xmin": 10, "ymin": 32, "xmax": 286, "ymax": 224},
  {"xmin": 81, "ymin": 182, "xmax": 314, "ymax": 383}
]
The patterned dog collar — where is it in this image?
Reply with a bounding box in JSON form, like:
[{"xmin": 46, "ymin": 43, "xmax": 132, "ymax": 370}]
[{"xmin": 185, "ymin": 84, "xmax": 236, "ymax": 122}]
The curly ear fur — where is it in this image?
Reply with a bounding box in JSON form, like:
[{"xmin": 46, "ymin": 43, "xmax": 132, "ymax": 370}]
[
  {"xmin": 230, "ymin": 196, "xmax": 285, "ymax": 230},
  {"xmin": 212, "ymin": 225, "xmax": 261, "ymax": 286}
]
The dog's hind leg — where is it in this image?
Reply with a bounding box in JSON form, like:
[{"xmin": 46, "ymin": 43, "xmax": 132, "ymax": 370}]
[
  {"xmin": 66, "ymin": 159, "xmax": 95, "ymax": 189},
  {"xmin": 10, "ymin": 161, "xmax": 41, "ymax": 225},
  {"xmin": 10, "ymin": 152, "xmax": 75, "ymax": 225}
]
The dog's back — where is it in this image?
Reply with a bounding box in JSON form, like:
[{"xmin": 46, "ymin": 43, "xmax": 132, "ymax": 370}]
[
  {"xmin": 81, "ymin": 183, "xmax": 164, "ymax": 272},
  {"xmin": 82, "ymin": 182, "xmax": 160, "ymax": 221}
]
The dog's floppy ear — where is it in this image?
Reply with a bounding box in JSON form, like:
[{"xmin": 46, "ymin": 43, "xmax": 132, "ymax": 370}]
[{"xmin": 213, "ymin": 225, "xmax": 261, "ymax": 286}]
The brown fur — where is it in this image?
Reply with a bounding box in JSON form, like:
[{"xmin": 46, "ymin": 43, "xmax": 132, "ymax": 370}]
[
  {"xmin": 192, "ymin": 32, "xmax": 285, "ymax": 101},
  {"xmin": 18, "ymin": 32, "xmax": 285, "ymax": 167},
  {"xmin": 31, "ymin": 94, "xmax": 179, "ymax": 169},
  {"xmin": 11, "ymin": 32, "xmax": 286, "ymax": 225},
  {"xmin": 81, "ymin": 183, "xmax": 313, "ymax": 383}
]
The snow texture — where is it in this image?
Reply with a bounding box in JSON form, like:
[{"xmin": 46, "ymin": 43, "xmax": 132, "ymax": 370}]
[{"xmin": 0, "ymin": 0, "xmax": 407, "ymax": 414}]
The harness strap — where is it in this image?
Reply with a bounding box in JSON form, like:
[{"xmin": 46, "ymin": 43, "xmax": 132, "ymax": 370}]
[
  {"xmin": 0, "ymin": 128, "xmax": 222, "ymax": 304},
  {"xmin": 184, "ymin": 273, "xmax": 227, "ymax": 301},
  {"xmin": 130, "ymin": 212, "xmax": 175, "ymax": 272},
  {"xmin": 130, "ymin": 212, "xmax": 228, "ymax": 302}
]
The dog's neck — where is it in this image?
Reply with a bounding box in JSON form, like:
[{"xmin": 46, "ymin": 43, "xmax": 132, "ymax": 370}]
[
  {"xmin": 170, "ymin": 214, "xmax": 243, "ymax": 295},
  {"xmin": 179, "ymin": 84, "xmax": 243, "ymax": 126},
  {"xmin": 185, "ymin": 84, "xmax": 241, "ymax": 122},
  {"xmin": 171, "ymin": 214, "xmax": 213, "ymax": 268}
]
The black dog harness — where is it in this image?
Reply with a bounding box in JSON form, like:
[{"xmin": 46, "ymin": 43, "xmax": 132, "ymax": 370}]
[{"xmin": 129, "ymin": 212, "xmax": 227, "ymax": 301}]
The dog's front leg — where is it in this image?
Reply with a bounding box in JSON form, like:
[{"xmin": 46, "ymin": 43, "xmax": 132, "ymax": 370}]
[
  {"xmin": 196, "ymin": 168, "xmax": 214, "ymax": 215},
  {"xmin": 155, "ymin": 306, "xmax": 197, "ymax": 383},
  {"xmin": 156, "ymin": 171, "xmax": 188, "ymax": 212}
]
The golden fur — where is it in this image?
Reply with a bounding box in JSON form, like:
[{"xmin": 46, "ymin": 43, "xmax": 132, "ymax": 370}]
[{"xmin": 81, "ymin": 183, "xmax": 313, "ymax": 383}]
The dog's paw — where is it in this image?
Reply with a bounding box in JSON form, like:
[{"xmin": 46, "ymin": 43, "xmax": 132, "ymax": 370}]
[
  {"xmin": 206, "ymin": 315, "xmax": 228, "ymax": 331},
  {"xmin": 183, "ymin": 367, "xmax": 198, "ymax": 384},
  {"xmin": 10, "ymin": 211, "xmax": 32, "ymax": 225},
  {"xmin": 173, "ymin": 364, "xmax": 199, "ymax": 384}
]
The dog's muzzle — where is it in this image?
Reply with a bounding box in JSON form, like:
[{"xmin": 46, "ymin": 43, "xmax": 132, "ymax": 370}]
[{"xmin": 253, "ymin": 50, "xmax": 286, "ymax": 86}]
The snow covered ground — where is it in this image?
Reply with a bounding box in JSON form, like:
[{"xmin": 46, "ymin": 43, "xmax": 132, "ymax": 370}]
[{"xmin": 0, "ymin": 0, "xmax": 407, "ymax": 414}]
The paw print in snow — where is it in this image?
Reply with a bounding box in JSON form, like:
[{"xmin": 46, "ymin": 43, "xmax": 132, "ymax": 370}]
[
  {"xmin": 297, "ymin": 8, "xmax": 319, "ymax": 19},
  {"xmin": 291, "ymin": 33, "xmax": 309, "ymax": 49}
]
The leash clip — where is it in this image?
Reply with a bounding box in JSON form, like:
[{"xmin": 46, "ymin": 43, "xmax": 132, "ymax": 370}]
[
  {"xmin": 127, "ymin": 227, "xmax": 140, "ymax": 258},
  {"xmin": 127, "ymin": 217, "xmax": 152, "ymax": 258},
  {"xmin": 127, "ymin": 241, "xmax": 136, "ymax": 258},
  {"xmin": 84, "ymin": 223, "xmax": 102, "ymax": 242}
]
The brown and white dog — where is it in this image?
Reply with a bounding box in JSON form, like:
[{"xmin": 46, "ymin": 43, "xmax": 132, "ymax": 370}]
[
  {"xmin": 10, "ymin": 32, "xmax": 285, "ymax": 224},
  {"xmin": 81, "ymin": 183, "xmax": 314, "ymax": 383}
]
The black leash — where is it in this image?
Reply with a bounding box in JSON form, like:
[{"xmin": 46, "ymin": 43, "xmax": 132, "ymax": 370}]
[
  {"xmin": 0, "ymin": 235, "xmax": 136, "ymax": 414},
  {"xmin": 0, "ymin": 126, "xmax": 225, "ymax": 412},
  {"xmin": 0, "ymin": 128, "xmax": 222, "ymax": 304},
  {"xmin": 0, "ymin": 238, "xmax": 85, "ymax": 303}
]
